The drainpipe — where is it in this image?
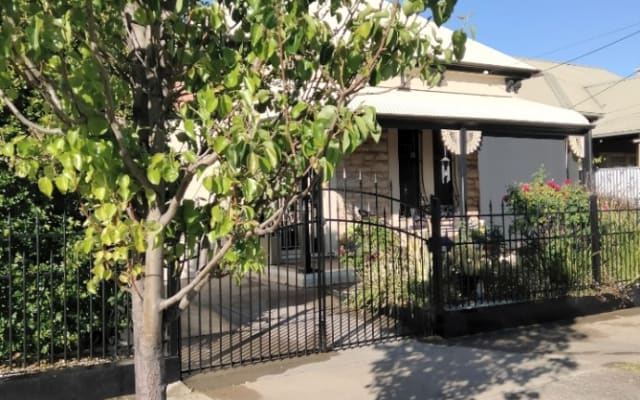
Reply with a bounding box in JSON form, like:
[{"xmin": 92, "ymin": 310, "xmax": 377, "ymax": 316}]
[
  {"xmin": 458, "ymin": 127, "xmax": 467, "ymax": 215},
  {"xmin": 582, "ymin": 130, "xmax": 594, "ymax": 191},
  {"xmin": 636, "ymin": 134, "xmax": 640, "ymax": 167}
]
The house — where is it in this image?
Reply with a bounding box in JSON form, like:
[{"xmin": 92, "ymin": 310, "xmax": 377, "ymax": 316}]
[
  {"xmin": 302, "ymin": 24, "xmax": 595, "ymax": 260},
  {"xmin": 517, "ymin": 58, "xmax": 640, "ymax": 168},
  {"xmin": 329, "ymin": 27, "xmax": 591, "ymax": 223}
]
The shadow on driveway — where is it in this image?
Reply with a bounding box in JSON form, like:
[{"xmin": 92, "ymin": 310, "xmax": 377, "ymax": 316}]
[{"xmin": 366, "ymin": 322, "xmax": 584, "ymax": 399}]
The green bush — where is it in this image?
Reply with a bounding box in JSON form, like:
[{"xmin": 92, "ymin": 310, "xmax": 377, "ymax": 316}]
[
  {"xmin": 339, "ymin": 217, "xmax": 430, "ymax": 310},
  {"xmin": 598, "ymin": 202, "xmax": 640, "ymax": 285},
  {"xmin": 503, "ymin": 170, "xmax": 592, "ymax": 296},
  {"xmin": 0, "ymin": 169, "xmax": 128, "ymax": 367}
]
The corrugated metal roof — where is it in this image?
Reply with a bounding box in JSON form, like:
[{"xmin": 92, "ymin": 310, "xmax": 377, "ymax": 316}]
[
  {"xmin": 408, "ymin": 13, "xmax": 537, "ymax": 74},
  {"xmin": 353, "ymin": 87, "xmax": 591, "ymax": 131},
  {"xmin": 517, "ymin": 58, "xmax": 640, "ymax": 137},
  {"xmin": 587, "ymin": 77, "xmax": 640, "ymax": 137},
  {"xmin": 317, "ymin": 1, "xmax": 538, "ymax": 75}
]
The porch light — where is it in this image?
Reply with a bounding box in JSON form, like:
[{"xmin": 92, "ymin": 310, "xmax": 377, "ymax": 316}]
[{"xmin": 441, "ymin": 153, "xmax": 451, "ymax": 184}]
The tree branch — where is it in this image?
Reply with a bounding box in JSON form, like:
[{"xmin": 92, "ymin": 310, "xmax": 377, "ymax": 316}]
[
  {"xmin": 158, "ymin": 151, "xmax": 219, "ymax": 226},
  {"xmin": 340, "ymin": 2, "xmax": 399, "ymax": 102},
  {"xmin": 85, "ymin": 0, "xmax": 154, "ymax": 192},
  {"xmin": 13, "ymin": 53, "xmax": 77, "ymax": 127},
  {"xmin": 159, "ymin": 239, "xmax": 233, "ymax": 311},
  {"xmin": 159, "ymin": 168, "xmax": 316, "ymax": 312},
  {"xmin": 0, "ymin": 88, "xmax": 63, "ymax": 135}
]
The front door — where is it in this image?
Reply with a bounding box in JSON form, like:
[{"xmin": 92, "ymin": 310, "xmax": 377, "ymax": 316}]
[{"xmin": 398, "ymin": 130, "xmax": 421, "ymax": 216}]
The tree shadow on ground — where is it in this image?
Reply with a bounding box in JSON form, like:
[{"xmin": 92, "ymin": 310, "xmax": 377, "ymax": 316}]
[{"xmin": 368, "ymin": 321, "xmax": 586, "ymax": 400}]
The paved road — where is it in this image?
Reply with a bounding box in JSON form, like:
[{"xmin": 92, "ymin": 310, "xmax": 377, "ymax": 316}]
[{"xmin": 181, "ymin": 308, "xmax": 640, "ymax": 400}]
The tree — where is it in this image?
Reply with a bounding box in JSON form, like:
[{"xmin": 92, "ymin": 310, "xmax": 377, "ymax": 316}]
[{"xmin": 0, "ymin": 1, "xmax": 465, "ymax": 398}]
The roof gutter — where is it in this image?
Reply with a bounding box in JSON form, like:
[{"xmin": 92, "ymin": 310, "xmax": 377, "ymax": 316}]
[
  {"xmin": 378, "ymin": 114, "xmax": 594, "ymax": 137},
  {"xmin": 445, "ymin": 62, "xmax": 540, "ymax": 79}
]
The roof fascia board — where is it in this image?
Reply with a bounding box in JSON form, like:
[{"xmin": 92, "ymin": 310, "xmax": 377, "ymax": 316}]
[{"xmin": 378, "ymin": 116, "xmax": 593, "ymax": 136}]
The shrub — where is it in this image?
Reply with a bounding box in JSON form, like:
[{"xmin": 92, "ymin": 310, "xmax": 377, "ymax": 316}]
[
  {"xmin": 598, "ymin": 201, "xmax": 640, "ymax": 285},
  {"xmin": 339, "ymin": 217, "xmax": 430, "ymax": 310},
  {"xmin": 503, "ymin": 170, "xmax": 592, "ymax": 296},
  {"xmin": 0, "ymin": 169, "xmax": 128, "ymax": 367}
]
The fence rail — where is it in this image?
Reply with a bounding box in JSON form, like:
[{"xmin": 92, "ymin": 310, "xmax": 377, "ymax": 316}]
[
  {"xmin": 437, "ymin": 197, "xmax": 640, "ymax": 311},
  {"xmin": 2, "ymin": 185, "xmax": 640, "ymax": 377},
  {"xmin": 0, "ymin": 213, "xmax": 132, "ymax": 375}
]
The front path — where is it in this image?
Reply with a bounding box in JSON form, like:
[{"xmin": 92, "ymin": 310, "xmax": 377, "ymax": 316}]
[{"xmin": 184, "ymin": 308, "xmax": 640, "ymax": 400}]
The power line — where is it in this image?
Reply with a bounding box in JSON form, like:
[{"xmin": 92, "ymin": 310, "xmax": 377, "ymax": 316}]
[
  {"xmin": 543, "ymin": 28, "xmax": 640, "ymax": 72},
  {"xmin": 572, "ymin": 70, "xmax": 637, "ymax": 108},
  {"xmin": 602, "ymin": 102, "xmax": 640, "ymax": 114},
  {"xmin": 534, "ymin": 20, "xmax": 640, "ymax": 58}
]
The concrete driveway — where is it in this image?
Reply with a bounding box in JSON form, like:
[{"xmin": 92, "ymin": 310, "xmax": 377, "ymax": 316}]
[{"xmin": 183, "ymin": 308, "xmax": 640, "ymax": 400}]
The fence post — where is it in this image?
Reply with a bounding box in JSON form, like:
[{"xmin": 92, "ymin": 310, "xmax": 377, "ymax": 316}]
[
  {"xmin": 589, "ymin": 194, "xmax": 602, "ymax": 286},
  {"xmin": 302, "ymin": 178, "xmax": 313, "ymax": 274},
  {"xmin": 430, "ymin": 196, "xmax": 444, "ymax": 335},
  {"xmin": 314, "ymin": 179, "xmax": 328, "ymax": 352},
  {"xmin": 166, "ymin": 259, "xmax": 181, "ymax": 362}
]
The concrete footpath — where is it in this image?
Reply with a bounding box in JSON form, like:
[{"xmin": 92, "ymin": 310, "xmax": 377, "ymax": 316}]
[{"xmin": 173, "ymin": 308, "xmax": 640, "ymax": 400}]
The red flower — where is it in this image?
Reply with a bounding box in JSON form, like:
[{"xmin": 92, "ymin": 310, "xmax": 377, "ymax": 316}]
[
  {"xmin": 522, "ymin": 184, "xmax": 530, "ymax": 193},
  {"xmin": 546, "ymin": 180, "xmax": 560, "ymax": 191},
  {"xmin": 563, "ymin": 178, "xmax": 572, "ymax": 185}
]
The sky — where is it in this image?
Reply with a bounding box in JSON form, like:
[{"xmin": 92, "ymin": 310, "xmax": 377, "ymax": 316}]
[{"xmin": 444, "ymin": 0, "xmax": 640, "ymax": 77}]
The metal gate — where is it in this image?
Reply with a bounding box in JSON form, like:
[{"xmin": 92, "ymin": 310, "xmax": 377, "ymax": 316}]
[{"xmin": 174, "ymin": 177, "xmax": 435, "ymax": 375}]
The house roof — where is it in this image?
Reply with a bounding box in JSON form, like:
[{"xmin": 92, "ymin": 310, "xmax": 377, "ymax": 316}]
[
  {"xmin": 413, "ymin": 14, "xmax": 538, "ymax": 75},
  {"xmin": 319, "ymin": 1, "xmax": 538, "ymax": 76},
  {"xmin": 517, "ymin": 58, "xmax": 640, "ymax": 138},
  {"xmin": 586, "ymin": 77, "xmax": 640, "ymax": 137},
  {"xmin": 353, "ymin": 87, "xmax": 592, "ymax": 134}
]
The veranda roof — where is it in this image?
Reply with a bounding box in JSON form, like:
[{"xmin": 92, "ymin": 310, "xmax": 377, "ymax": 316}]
[{"xmin": 353, "ymin": 87, "xmax": 593, "ymax": 135}]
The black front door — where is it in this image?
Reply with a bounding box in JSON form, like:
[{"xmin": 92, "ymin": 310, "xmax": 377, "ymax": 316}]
[{"xmin": 398, "ymin": 130, "xmax": 421, "ymax": 216}]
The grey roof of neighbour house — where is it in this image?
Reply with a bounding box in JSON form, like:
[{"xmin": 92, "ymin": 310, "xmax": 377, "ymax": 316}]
[
  {"xmin": 517, "ymin": 58, "xmax": 640, "ymax": 138},
  {"xmin": 585, "ymin": 77, "xmax": 640, "ymax": 137}
]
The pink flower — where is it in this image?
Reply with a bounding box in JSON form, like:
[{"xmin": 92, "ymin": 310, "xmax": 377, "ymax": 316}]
[
  {"xmin": 522, "ymin": 184, "xmax": 530, "ymax": 193},
  {"xmin": 563, "ymin": 178, "xmax": 572, "ymax": 185},
  {"xmin": 602, "ymin": 204, "xmax": 609, "ymax": 211}
]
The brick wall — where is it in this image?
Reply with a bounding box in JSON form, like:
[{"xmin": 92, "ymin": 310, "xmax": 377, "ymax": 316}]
[{"xmin": 466, "ymin": 151, "xmax": 480, "ymax": 213}]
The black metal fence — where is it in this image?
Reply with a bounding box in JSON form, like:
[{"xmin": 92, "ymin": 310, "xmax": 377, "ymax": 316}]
[
  {"xmin": 176, "ymin": 177, "xmax": 434, "ymax": 374},
  {"xmin": 2, "ymin": 183, "xmax": 640, "ymax": 377},
  {"xmin": 434, "ymin": 196, "xmax": 640, "ymax": 311},
  {"xmin": 0, "ymin": 212, "xmax": 132, "ymax": 375}
]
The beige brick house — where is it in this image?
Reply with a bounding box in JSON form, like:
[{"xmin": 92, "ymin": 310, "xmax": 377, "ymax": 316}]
[{"xmin": 315, "ymin": 21, "xmax": 594, "ymax": 258}]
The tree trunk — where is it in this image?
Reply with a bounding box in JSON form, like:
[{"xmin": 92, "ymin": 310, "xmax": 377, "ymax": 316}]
[{"xmin": 132, "ymin": 208, "xmax": 166, "ymax": 400}]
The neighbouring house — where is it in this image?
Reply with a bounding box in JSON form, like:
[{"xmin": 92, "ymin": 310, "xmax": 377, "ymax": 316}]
[{"xmin": 517, "ymin": 58, "xmax": 640, "ymax": 168}]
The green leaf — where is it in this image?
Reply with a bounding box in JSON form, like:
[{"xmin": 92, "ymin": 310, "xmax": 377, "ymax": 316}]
[
  {"xmin": 147, "ymin": 166, "xmax": 161, "ymax": 185},
  {"xmin": 317, "ymin": 105, "xmax": 338, "ymax": 130},
  {"xmin": 38, "ymin": 176, "xmax": 53, "ymax": 197},
  {"xmin": 242, "ymin": 178, "xmax": 259, "ymax": 202},
  {"xmin": 95, "ymin": 203, "xmax": 117, "ymax": 222},
  {"xmin": 55, "ymin": 174, "xmax": 70, "ymax": 193},
  {"xmin": 213, "ymin": 136, "xmax": 230, "ymax": 153},
  {"xmin": 354, "ymin": 21, "xmax": 373, "ymax": 40},
  {"xmin": 218, "ymin": 94, "xmax": 233, "ymax": 117}
]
